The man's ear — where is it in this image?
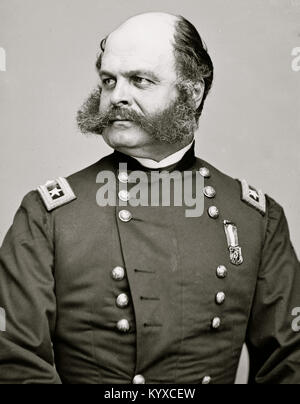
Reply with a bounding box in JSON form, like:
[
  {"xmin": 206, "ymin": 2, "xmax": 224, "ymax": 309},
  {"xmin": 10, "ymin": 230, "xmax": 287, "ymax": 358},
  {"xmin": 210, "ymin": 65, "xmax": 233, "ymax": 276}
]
[{"xmin": 193, "ymin": 80, "xmax": 205, "ymax": 109}]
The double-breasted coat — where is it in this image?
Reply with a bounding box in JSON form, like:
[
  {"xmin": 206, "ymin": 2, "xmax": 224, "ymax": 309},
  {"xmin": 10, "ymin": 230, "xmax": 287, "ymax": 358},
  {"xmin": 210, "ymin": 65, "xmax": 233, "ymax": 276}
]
[{"xmin": 0, "ymin": 144, "xmax": 299, "ymax": 384}]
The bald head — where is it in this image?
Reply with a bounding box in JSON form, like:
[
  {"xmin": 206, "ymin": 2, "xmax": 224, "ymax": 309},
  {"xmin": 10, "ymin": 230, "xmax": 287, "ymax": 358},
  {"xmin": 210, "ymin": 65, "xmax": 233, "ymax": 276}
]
[
  {"xmin": 107, "ymin": 12, "xmax": 177, "ymax": 52},
  {"xmin": 113, "ymin": 12, "xmax": 177, "ymax": 36}
]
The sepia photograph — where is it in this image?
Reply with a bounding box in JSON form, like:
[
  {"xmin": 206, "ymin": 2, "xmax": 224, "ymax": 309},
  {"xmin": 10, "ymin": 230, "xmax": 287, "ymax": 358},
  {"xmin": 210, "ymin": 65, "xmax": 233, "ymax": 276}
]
[{"xmin": 0, "ymin": 0, "xmax": 299, "ymax": 386}]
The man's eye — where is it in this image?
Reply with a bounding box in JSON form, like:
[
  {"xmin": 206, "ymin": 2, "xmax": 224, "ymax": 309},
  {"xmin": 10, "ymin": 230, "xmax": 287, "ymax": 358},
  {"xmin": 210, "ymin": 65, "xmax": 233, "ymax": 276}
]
[
  {"xmin": 132, "ymin": 77, "xmax": 152, "ymax": 86},
  {"xmin": 102, "ymin": 78, "xmax": 116, "ymax": 88}
]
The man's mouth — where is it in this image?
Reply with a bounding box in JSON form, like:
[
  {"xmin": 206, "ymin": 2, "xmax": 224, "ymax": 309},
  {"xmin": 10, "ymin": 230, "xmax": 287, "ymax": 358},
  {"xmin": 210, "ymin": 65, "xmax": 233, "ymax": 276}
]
[
  {"xmin": 110, "ymin": 118, "xmax": 134, "ymax": 128},
  {"xmin": 110, "ymin": 115, "xmax": 132, "ymax": 122}
]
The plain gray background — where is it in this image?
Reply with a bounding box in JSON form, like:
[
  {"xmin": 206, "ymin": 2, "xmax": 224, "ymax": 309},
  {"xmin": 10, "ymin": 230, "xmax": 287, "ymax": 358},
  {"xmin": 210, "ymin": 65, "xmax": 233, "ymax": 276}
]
[{"xmin": 0, "ymin": 0, "xmax": 299, "ymax": 384}]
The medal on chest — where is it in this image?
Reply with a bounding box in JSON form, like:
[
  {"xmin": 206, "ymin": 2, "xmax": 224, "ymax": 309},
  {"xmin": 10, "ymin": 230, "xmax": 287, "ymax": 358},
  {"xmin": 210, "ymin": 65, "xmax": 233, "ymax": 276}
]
[{"xmin": 223, "ymin": 220, "xmax": 244, "ymax": 266}]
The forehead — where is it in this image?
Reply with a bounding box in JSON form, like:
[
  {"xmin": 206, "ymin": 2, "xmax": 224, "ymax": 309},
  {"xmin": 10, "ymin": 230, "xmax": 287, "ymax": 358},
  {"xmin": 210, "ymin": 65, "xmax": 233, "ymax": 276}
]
[{"xmin": 101, "ymin": 23, "xmax": 177, "ymax": 79}]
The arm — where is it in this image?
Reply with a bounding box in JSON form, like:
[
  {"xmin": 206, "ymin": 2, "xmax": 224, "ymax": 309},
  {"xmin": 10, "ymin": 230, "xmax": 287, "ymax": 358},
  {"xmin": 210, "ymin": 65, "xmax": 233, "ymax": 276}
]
[
  {"xmin": 0, "ymin": 191, "xmax": 61, "ymax": 384},
  {"xmin": 246, "ymin": 196, "xmax": 300, "ymax": 384}
]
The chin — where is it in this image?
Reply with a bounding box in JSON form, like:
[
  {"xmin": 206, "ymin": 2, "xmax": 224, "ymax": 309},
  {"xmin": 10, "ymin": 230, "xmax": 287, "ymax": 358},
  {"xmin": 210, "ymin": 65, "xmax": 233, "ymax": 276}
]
[{"xmin": 103, "ymin": 127, "xmax": 149, "ymax": 149}]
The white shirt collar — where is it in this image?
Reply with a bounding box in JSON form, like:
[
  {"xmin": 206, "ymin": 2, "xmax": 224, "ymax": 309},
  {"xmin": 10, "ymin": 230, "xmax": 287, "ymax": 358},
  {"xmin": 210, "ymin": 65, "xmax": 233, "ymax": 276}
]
[{"xmin": 132, "ymin": 140, "xmax": 194, "ymax": 169}]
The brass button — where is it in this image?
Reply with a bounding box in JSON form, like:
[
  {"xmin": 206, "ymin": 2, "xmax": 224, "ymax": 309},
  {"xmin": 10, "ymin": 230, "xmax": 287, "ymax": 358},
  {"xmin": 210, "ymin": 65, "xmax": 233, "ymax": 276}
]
[
  {"xmin": 202, "ymin": 376, "xmax": 212, "ymax": 384},
  {"xmin": 133, "ymin": 374, "xmax": 145, "ymax": 384},
  {"xmin": 203, "ymin": 186, "xmax": 216, "ymax": 199},
  {"xmin": 116, "ymin": 293, "xmax": 129, "ymax": 308},
  {"xmin": 199, "ymin": 167, "xmax": 211, "ymax": 178},
  {"xmin": 117, "ymin": 319, "xmax": 130, "ymax": 333},
  {"xmin": 211, "ymin": 317, "xmax": 221, "ymax": 329},
  {"xmin": 208, "ymin": 206, "xmax": 219, "ymax": 219},
  {"xmin": 216, "ymin": 265, "xmax": 227, "ymax": 279},
  {"xmin": 119, "ymin": 210, "xmax": 132, "ymax": 222},
  {"xmin": 112, "ymin": 266, "xmax": 125, "ymax": 281},
  {"xmin": 118, "ymin": 172, "xmax": 129, "ymax": 183},
  {"xmin": 216, "ymin": 292, "xmax": 226, "ymax": 305},
  {"xmin": 118, "ymin": 190, "xmax": 130, "ymax": 202}
]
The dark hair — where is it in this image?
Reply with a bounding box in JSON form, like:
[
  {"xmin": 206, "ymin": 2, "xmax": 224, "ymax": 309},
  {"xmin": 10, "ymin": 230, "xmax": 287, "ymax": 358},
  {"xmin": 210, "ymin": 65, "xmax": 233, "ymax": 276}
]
[
  {"xmin": 173, "ymin": 16, "xmax": 214, "ymax": 121},
  {"xmin": 96, "ymin": 16, "xmax": 214, "ymax": 121},
  {"xmin": 95, "ymin": 36, "xmax": 108, "ymax": 71}
]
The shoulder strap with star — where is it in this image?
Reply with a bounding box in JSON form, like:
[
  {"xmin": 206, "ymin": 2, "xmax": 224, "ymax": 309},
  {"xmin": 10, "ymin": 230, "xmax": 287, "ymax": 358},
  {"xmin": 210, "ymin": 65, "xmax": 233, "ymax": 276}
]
[
  {"xmin": 240, "ymin": 179, "xmax": 266, "ymax": 216},
  {"xmin": 37, "ymin": 177, "xmax": 76, "ymax": 211}
]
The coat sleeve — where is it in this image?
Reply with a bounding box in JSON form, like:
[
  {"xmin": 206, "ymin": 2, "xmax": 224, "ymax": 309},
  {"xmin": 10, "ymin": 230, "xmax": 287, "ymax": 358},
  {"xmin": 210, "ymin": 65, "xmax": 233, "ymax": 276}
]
[
  {"xmin": 0, "ymin": 191, "xmax": 61, "ymax": 384},
  {"xmin": 246, "ymin": 196, "xmax": 300, "ymax": 384}
]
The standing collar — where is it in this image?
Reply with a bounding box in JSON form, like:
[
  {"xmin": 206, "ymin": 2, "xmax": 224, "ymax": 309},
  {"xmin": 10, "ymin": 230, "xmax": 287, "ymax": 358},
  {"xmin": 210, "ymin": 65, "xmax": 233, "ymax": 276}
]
[
  {"xmin": 132, "ymin": 141, "xmax": 194, "ymax": 169},
  {"xmin": 113, "ymin": 140, "xmax": 196, "ymax": 172}
]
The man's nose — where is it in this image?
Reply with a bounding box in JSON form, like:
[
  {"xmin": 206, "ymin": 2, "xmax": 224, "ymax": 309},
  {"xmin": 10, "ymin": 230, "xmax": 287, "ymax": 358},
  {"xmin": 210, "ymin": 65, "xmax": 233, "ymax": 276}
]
[{"xmin": 110, "ymin": 79, "xmax": 132, "ymax": 107}]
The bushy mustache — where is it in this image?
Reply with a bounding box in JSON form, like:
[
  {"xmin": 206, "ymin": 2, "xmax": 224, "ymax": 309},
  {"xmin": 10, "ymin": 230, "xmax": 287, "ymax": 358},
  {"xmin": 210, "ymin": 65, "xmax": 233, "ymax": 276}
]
[
  {"xmin": 105, "ymin": 107, "xmax": 146, "ymax": 123},
  {"xmin": 77, "ymin": 86, "xmax": 197, "ymax": 144},
  {"xmin": 98, "ymin": 106, "xmax": 153, "ymax": 130}
]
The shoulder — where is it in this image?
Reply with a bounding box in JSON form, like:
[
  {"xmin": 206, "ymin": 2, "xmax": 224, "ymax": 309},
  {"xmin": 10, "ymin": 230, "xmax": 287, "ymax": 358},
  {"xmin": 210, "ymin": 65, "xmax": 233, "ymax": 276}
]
[{"xmin": 29, "ymin": 152, "xmax": 116, "ymax": 213}]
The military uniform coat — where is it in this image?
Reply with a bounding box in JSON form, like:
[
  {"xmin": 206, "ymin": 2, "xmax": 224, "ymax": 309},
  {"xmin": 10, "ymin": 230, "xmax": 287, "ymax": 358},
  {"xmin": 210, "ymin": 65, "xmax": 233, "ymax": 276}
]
[{"xmin": 0, "ymin": 144, "xmax": 299, "ymax": 384}]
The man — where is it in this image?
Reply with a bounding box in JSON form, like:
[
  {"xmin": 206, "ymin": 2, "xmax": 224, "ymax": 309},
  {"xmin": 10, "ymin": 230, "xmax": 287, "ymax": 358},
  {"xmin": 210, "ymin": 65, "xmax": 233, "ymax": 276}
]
[{"xmin": 0, "ymin": 12, "xmax": 299, "ymax": 384}]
